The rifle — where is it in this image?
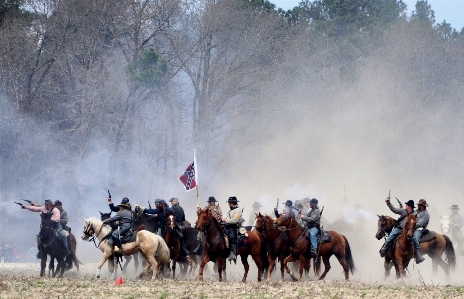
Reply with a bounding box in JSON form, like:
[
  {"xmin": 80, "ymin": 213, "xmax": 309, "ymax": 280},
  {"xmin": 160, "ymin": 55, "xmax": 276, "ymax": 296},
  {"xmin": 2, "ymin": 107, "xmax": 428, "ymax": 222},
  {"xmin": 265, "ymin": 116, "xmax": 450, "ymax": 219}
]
[
  {"xmin": 315, "ymin": 206, "xmax": 325, "ymax": 258},
  {"xmin": 148, "ymin": 201, "xmax": 152, "ymax": 209},
  {"xmin": 276, "ymin": 198, "xmax": 279, "ymax": 209},
  {"xmin": 396, "ymin": 197, "xmax": 403, "ymax": 208}
]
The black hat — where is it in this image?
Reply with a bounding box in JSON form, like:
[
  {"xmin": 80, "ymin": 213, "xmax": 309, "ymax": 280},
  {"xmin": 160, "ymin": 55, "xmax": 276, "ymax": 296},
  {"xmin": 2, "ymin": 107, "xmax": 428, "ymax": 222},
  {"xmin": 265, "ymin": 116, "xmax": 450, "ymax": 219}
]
[
  {"xmin": 405, "ymin": 200, "xmax": 415, "ymax": 209},
  {"xmin": 227, "ymin": 196, "xmax": 239, "ymax": 203},
  {"xmin": 118, "ymin": 197, "xmax": 131, "ymax": 208},
  {"xmin": 155, "ymin": 198, "xmax": 161, "ymax": 204},
  {"xmin": 208, "ymin": 196, "xmax": 217, "ymax": 202},
  {"xmin": 282, "ymin": 200, "xmax": 293, "ymax": 206},
  {"xmin": 450, "ymin": 205, "xmax": 460, "ymax": 210},
  {"xmin": 169, "ymin": 197, "xmax": 178, "ymax": 203},
  {"xmin": 121, "ymin": 197, "xmax": 129, "ymax": 204},
  {"xmin": 54, "ymin": 200, "xmax": 62, "ymax": 206},
  {"xmin": 310, "ymin": 198, "xmax": 318, "ymax": 205},
  {"xmin": 159, "ymin": 199, "xmax": 167, "ymax": 205}
]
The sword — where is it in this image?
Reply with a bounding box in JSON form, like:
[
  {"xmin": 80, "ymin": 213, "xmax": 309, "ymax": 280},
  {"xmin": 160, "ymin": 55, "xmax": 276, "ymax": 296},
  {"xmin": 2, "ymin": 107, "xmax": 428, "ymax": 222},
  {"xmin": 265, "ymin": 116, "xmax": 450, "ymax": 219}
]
[{"xmin": 315, "ymin": 206, "xmax": 325, "ymax": 258}]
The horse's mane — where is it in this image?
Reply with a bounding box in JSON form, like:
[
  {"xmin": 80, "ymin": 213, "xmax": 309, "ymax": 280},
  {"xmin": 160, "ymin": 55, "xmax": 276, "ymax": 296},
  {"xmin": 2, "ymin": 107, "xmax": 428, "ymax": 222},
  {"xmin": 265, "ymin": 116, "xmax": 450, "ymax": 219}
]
[
  {"xmin": 86, "ymin": 217, "xmax": 111, "ymax": 235},
  {"xmin": 199, "ymin": 208, "xmax": 225, "ymax": 234}
]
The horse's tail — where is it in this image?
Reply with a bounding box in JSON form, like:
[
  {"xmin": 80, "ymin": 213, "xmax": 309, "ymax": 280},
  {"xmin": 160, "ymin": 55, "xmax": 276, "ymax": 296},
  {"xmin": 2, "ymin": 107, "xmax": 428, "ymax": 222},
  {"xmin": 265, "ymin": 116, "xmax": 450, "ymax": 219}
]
[
  {"xmin": 314, "ymin": 256, "xmax": 321, "ymax": 276},
  {"xmin": 343, "ymin": 235, "xmax": 356, "ymax": 274},
  {"xmin": 443, "ymin": 234, "xmax": 456, "ymax": 271},
  {"xmin": 260, "ymin": 235, "xmax": 269, "ymax": 274}
]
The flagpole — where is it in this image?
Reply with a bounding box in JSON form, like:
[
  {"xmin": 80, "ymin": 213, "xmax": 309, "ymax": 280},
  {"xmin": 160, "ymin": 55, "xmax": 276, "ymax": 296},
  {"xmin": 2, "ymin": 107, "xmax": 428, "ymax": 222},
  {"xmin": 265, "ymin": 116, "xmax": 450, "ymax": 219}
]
[{"xmin": 194, "ymin": 149, "xmax": 200, "ymax": 209}]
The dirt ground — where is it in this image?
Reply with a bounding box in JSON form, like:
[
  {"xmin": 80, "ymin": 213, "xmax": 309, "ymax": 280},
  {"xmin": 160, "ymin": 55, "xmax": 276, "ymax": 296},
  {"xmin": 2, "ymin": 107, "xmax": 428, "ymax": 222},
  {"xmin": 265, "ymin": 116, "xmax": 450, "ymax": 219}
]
[{"xmin": 1, "ymin": 262, "xmax": 464, "ymax": 299}]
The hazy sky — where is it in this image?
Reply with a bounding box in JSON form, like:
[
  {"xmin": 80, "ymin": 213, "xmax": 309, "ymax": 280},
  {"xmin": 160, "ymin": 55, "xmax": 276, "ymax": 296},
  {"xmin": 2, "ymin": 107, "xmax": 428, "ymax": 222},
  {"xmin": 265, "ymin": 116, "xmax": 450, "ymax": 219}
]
[{"xmin": 272, "ymin": 0, "xmax": 464, "ymax": 31}]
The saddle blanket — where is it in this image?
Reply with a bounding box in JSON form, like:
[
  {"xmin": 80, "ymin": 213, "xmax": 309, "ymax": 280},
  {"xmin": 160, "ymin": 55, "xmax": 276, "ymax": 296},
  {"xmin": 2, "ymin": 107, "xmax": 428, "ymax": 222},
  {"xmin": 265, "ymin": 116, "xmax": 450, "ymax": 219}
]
[
  {"xmin": 319, "ymin": 231, "xmax": 332, "ymax": 243},
  {"xmin": 239, "ymin": 237, "xmax": 250, "ymax": 247},
  {"xmin": 420, "ymin": 230, "xmax": 436, "ymax": 243}
]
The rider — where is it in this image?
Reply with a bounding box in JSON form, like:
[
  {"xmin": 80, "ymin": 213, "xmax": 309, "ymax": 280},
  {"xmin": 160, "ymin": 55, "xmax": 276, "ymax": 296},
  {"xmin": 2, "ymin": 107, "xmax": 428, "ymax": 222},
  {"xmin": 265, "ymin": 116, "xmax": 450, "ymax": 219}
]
[
  {"xmin": 193, "ymin": 196, "xmax": 222, "ymax": 255},
  {"xmin": 449, "ymin": 204, "xmax": 464, "ymax": 255},
  {"xmin": 248, "ymin": 202, "xmax": 263, "ymax": 226},
  {"xmin": 54, "ymin": 200, "xmax": 70, "ymax": 232},
  {"xmin": 413, "ymin": 199, "xmax": 429, "ymax": 264},
  {"xmin": 22, "ymin": 199, "xmax": 72, "ymax": 257},
  {"xmin": 102, "ymin": 198, "xmax": 132, "ymax": 253},
  {"xmin": 275, "ymin": 200, "xmax": 304, "ymax": 228},
  {"xmin": 379, "ymin": 198, "xmax": 415, "ymax": 257},
  {"xmin": 169, "ymin": 197, "xmax": 190, "ymax": 256},
  {"xmin": 109, "ymin": 196, "xmax": 131, "ymax": 213},
  {"xmin": 221, "ymin": 196, "xmax": 244, "ymax": 262},
  {"xmin": 300, "ymin": 198, "xmax": 321, "ymax": 255}
]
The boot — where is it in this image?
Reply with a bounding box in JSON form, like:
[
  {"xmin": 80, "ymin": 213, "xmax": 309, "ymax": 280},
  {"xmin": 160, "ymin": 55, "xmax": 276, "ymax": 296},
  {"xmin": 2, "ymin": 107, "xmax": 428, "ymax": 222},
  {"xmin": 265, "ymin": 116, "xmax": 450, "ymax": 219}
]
[
  {"xmin": 310, "ymin": 245, "xmax": 317, "ymax": 256},
  {"xmin": 113, "ymin": 238, "xmax": 121, "ymax": 254},
  {"xmin": 228, "ymin": 244, "xmax": 237, "ymax": 262},
  {"xmin": 379, "ymin": 240, "xmax": 391, "ymax": 257},
  {"xmin": 414, "ymin": 249, "xmax": 425, "ymax": 264},
  {"xmin": 192, "ymin": 236, "xmax": 202, "ymax": 255}
]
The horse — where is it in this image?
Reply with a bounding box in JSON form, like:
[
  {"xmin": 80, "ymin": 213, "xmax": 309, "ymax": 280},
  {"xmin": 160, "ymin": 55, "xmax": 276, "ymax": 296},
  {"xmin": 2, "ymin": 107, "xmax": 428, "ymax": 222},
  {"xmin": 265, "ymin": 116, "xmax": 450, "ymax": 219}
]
[
  {"xmin": 100, "ymin": 211, "xmax": 140, "ymax": 273},
  {"xmin": 252, "ymin": 213, "xmax": 296, "ymax": 280},
  {"xmin": 195, "ymin": 208, "xmax": 263, "ymax": 282},
  {"xmin": 377, "ymin": 215, "xmax": 456, "ymax": 280},
  {"xmin": 48, "ymin": 232, "xmax": 82, "ymax": 277},
  {"xmin": 81, "ymin": 217, "xmax": 170, "ymax": 280},
  {"xmin": 273, "ymin": 212, "xmax": 355, "ymax": 281},
  {"xmin": 37, "ymin": 215, "xmax": 75, "ymax": 278},
  {"xmin": 165, "ymin": 213, "xmax": 189, "ymax": 278},
  {"xmin": 132, "ymin": 205, "xmax": 199, "ymax": 277}
]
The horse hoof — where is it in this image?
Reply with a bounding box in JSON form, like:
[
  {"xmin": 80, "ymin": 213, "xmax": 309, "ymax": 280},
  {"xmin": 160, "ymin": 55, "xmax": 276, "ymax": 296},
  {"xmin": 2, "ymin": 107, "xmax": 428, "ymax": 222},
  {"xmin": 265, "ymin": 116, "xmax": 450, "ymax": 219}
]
[{"xmin": 96, "ymin": 275, "xmax": 100, "ymax": 279}]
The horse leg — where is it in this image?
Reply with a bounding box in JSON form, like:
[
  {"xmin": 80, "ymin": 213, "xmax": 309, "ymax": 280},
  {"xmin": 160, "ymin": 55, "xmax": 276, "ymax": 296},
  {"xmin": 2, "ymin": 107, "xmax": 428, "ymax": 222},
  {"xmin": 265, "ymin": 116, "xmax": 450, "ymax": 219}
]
[
  {"xmin": 172, "ymin": 257, "xmax": 177, "ymax": 279},
  {"xmin": 267, "ymin": 255, "xmax": 276, "ymax": 281},
  {"xmin": 48, "ymin": 257, "xmax": 55, "ymax": 278},
  {"xmin": 96, "ymin": 251, "xmax": 112, "ymax": 279},
  {"xmin": 40, "ymin": 255, "xmax": 47, "ymax": 277},
  {"xmin": 318, "ymin": 255, "xmax": 332, "ymax": 280},
  {"xmin": 283, "ymin": 254, "xmax": 298, "ymax": 281},
  {"xmin": 298, "ymin": 255, "xmax": 306, "ymax": 282},
  {"xmin": 435, "ymin": 256, "xmax": 450, "ymax": 281},
  {"xmin": 136, "ymin": 254, "xmax": 152, "ymax": 280},
  {"xmin": 240, "ymin": 253, "xmax": 250, "ymax": 283},
  {"xmin": 58, "ymin": 258, "xmax": 66, "ymax": 278},
  {"xmin": 384, "ymin": 258, "xmax": 392, "ymax": 279},
  {"xmin": 134, "ymin": 252, "xmax": 139, "ymax": 272},
  {"xmin": 122, "ymin": 255, "xmax": 131, "ymax": 274},
  {"xmin": 217, "ymin": 257, "xmax": 224, "ymax": 282},
  {"xmin": 198, "ymin": 255, "xmax": 210, "ymax": 281},
  {"xmin": 334, "ymin": 252, "xmax": 350, "ymax": 280}
]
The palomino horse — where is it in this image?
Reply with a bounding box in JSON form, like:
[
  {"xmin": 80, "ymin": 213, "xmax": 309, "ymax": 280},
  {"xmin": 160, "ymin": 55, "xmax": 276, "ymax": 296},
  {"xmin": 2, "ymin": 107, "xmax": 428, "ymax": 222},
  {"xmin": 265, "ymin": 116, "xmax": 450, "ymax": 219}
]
[
  {"xmin": 100, "ymin": 211, "xmax": 140, "ymax": 273},
  {"xmin": 195, "ymin": 208, "xmax": 263, "ymax": 282},
  {"xmin": 81, "ymin": 217, "xmax": 170, "ymax": 280},
  {"xmin": 252, "ymin": 213, "xmax": 299, "ymax": 280},
  {"xmin": 273, "ymin": 212, "xmax": 355, "ymax": 281},
  {"xmin": 377, "ymin": 215, "xmax": 455, "ymax": 279},
  {"xmin": 165, "ymin": 213, "xmax": 189, "ymax": 278}
]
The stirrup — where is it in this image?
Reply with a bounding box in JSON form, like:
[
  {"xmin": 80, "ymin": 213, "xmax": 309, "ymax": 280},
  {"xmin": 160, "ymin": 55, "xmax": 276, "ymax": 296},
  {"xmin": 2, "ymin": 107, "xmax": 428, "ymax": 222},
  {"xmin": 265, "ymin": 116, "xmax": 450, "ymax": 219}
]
[{"xmin": 113, "ymin": 246, "xmax": 120, "ymax": 253}]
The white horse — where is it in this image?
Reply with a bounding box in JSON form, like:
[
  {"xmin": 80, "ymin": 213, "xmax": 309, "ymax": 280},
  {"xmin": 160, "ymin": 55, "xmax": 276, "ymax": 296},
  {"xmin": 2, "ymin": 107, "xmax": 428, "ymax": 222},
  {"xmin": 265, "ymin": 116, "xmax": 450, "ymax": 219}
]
[{"xmin": 81, "ymin": 217, "xmax": 170, "ymax": 280}]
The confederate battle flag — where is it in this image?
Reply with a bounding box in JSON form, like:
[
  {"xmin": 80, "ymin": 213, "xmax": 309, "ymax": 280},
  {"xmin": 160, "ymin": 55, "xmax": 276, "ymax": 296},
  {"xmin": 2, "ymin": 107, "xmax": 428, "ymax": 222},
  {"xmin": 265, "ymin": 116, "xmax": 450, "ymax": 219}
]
[{"xmin": 178, "ymin": 161, "xmax": 197, "ymax": 191}]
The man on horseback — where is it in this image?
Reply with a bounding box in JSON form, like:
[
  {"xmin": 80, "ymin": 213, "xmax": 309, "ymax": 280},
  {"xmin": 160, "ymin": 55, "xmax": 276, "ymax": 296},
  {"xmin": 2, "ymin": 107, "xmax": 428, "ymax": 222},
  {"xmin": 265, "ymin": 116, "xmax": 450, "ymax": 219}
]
[
  {"xmin": 300, "ymin": 198, "xmax": 321, "ymax": 255},
  {"xmin": 169, "ymin": 197, "xmax": 190, "ymax": 256},
  {"xmin": 221, "ymin": 196, "xmax": 244, "ymax": 262},
  {"xmin": 102, "ymin": 198, "xmax": 132, "ymax": 254},
  {"xmin": 109, "ymin": 196, "xmax": 131, "ymax": 213},
  {"xmin": 275, "ymin": 200, "xmax": 303, "ymax": 227},
  {"xmin": 54, "ymin": 200, "xmax": 70, "ymax": 232},
  {"xmin": 22, "ymin": 199, "xmax": 72, "ymax": 257},
  {"xmin": 248, "ymin": 202, "xmax": 263, "ymax": 226},
  {"xmin": 379, "ymin": 198, "xmax": 415, "ymax": 257},
  {"xmin": 193, "ymin": 196, "xmax": 222, "ymax": 255},
  {"xmin": 412, "ymin": 199, "xmax": 429, "ymax": 264},
  {"xmin": 449, "ymin": 204, "xmax": 464, "ymax": 254}
]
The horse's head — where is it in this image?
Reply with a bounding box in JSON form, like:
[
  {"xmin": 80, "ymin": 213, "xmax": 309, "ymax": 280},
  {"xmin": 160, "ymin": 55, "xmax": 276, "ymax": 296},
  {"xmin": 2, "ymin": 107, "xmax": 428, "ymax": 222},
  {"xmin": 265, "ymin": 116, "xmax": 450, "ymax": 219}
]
[
  {"xmin": 81, "ymin": 218, "xmax": 95, "ymax": 241},
  {"xmin": 100, "ymin": 211, "xmax": 111, "ymax": 221},
  {"xmin": 133, "ymin": 205, "xmax": 144, "ymax": 222},
  {"xmin": 195, "ymin": 208, "xmax": 211, "ymax": 231},
  {"xmin": 441, "ymin": 215, "xmax": 450, "ymax": 234},
  {"xmin": 404, "ymin": 214, "xmax": 417, "ymax": 240},
  {"xmin": 251, "ymin": 212, "xmax": 265, "ymax": 232},
  {"xmin": 376, "ymin": 215, "xmax": 395, "ymax": 240},
  {"xmin": 273, "ymin": 212, "xmax": 293, "ymax": 231},
  {"xmin": 167, "ymin": 214, "xmax": 177, "ymax": 230}
]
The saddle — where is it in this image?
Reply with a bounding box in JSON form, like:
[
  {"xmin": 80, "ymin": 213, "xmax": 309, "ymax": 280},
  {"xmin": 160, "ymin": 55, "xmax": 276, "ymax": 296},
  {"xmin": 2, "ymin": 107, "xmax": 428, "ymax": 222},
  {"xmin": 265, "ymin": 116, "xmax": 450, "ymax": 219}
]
[
  {"xmin": 120, "ymin": 230, "xmax": 137, "ymax": 244},
  {"xmin": 419, "ymin": 229, "xmax": 436, "ymax": 243},
  {"xmin": 319, "ymin": 231, "xmax": 332, "ymax": 244}
]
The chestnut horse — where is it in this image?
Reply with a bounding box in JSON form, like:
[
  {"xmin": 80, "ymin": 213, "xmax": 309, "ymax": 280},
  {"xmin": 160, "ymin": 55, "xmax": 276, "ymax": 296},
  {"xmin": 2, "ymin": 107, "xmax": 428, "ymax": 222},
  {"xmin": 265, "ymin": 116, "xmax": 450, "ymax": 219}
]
[
  {"xmin": 165, "ymin": 213, "xmax": 189, "ymax": 278},
  {"xmin": 274, "ymin": 212, "xmax": 355, "ymax": 281},
  {"xmin": 252, "ymin": 213, "xmax": 309, "ymax": 280},
  {"xmin": 376, "ymin": 215, "xmax": 456, "ymax": 280},
  {"xmin": 195, "ymin": 208, "xmax": 263, "ymax": 282}
]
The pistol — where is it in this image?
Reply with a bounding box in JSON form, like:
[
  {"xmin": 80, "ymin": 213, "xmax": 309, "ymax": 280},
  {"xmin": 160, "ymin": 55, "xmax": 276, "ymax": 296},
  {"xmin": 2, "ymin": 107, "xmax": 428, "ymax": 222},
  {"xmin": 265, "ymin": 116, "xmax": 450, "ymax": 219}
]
[
  {"xmin": 15, "ymin": 202, "xmax": 23, "ymax": 207},
  {"xmin": 22, "ymin": 199, "xmax": 32, "ymax": 204},
  {"xmin": 108, "ymin": 190, "xmax": 111, "ymax": 199},
  {"xmin": 396, "ymin": 197, "xmax": 403, "ymax": 208}
]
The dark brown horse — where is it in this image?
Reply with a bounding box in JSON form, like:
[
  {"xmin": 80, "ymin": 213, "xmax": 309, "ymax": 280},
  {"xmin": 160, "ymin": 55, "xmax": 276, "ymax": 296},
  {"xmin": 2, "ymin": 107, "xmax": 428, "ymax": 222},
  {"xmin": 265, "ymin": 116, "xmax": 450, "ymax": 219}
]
[
  {"xmin": 274, "ymin": 212, "xmax": 355, "ymax": 281},
  {"xmin": 48, "ymin": 232, "xmax": 81, "ymax": 277},
  {"xmin": 376, "ymin": 215, "xmax": 456, "ymax": 280},
  {"xmin": 165, "ymin": 213, "xmax": 188, "ymax": 278},
  {"xmin": 195, "ymin": 208, "xmax": 263, "ymax": 282},
  {"xmin": 252, "ymin": 213, "xmax": 295, "ymax": 280}
]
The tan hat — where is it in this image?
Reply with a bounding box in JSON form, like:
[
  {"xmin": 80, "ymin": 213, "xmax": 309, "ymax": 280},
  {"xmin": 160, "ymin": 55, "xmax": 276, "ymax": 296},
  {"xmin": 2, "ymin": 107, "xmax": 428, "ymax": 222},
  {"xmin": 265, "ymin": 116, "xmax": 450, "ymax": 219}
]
[{"xmin": 417, "ymin": 199, "xmax": 428, "ymax": 207}]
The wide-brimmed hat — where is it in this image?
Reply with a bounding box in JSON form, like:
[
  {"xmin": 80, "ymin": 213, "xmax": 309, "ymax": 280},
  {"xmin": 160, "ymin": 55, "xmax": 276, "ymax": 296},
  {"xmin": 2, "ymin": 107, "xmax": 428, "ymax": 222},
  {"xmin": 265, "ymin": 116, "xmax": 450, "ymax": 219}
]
[
  {"xmin": 118, "ymin": 203, "xmax": 131, "ymax": 208},
  {"xmin": 252, "ymin": 202, "xmax": 263, "ymax": 208},
  {"xmin": 158, "ymin": 199, "xmax": 167, "ymax": 205},
  {"xmin": 169, "ymin": 197, "xmax": 178, "ymax": 203},
  {"xmin": 207, "ymin": 196, "xmax": 217, "ymax": 202},
  {"xmin": 227, "ymin": 196, "xmax": 239, "ymax": 203},
  {"xmin": 302, "ymin": 197, "xmax": 311, "ymax": 204},
  {"xmin": 282, "ymin": 200, "xmax": 293, "ymax": 206},
  {"xmin": 309, "ymin": 198, "xmax": 318, "ymax": 205},
  {"xmin": 450, "ymin": 205, "xmax": 460, "ymax": 210},
  {"xmin": 417, "ymin": 199, "xmax": 429, "ymax": 207},
  {"xmin": 405, "ymin": 200, "xmax": 415, "ymax": 209},
  {"xmin": 294, "ymin": 200, "xmax": 303, "ymax": 208}
]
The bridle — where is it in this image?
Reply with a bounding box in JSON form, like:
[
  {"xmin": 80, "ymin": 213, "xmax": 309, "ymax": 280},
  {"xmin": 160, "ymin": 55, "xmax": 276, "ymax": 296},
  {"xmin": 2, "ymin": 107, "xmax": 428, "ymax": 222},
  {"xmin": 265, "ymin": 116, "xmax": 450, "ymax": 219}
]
[
  {"xmin": 274, "ymin": 213, "xmax": 299, "ymax": 232},
  {"xmin": 82, "ymin": 220, "xmax": 106, "ymax": 248}
]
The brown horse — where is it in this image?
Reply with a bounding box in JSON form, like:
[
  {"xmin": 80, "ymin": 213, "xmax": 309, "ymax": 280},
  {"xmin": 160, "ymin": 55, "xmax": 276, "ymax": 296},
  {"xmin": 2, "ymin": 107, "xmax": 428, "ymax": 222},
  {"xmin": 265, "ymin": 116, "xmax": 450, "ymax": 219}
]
[
  {"xmin": 48, "ymin": 232, "xmax": 82, "ymax": 277},
  {"xmin": 252, "ymin": 213, "xmax": 299, "ymax": 280},
  {"xmin": 195, "ymin": 208, "xmax": 263, "ymax": 282},
  {"xmin": 376, "ymin": 215, "xmax": 456, "ymax": 280},
  {"xmin": 274, "ymin": 212, "xmax": 355, "ymax": 281},
  {"xmin": 165, "ymin": 213, "xmax": 189, "ymax": 278}
]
